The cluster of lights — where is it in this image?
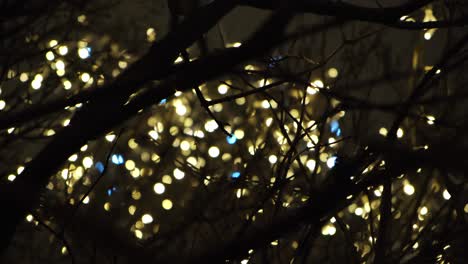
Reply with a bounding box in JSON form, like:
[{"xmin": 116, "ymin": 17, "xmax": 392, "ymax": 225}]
[{"xmin": 5, "ymin": 10, "xmax": 464, "ymax": 261}]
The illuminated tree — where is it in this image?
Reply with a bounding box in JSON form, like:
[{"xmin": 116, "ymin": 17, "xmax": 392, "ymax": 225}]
[{"xmin": 1, "ymin": 0, "xmax": 467, "ymax": 263}]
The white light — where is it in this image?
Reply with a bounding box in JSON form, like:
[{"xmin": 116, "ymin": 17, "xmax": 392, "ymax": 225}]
[
  {"xmin": 442, "ymin": 189, "xmax": 451, "ymax": 200},
  {"xmin": 105, "ymin": 134, "xmax": 116, "ymax": 142},
  {"xmin": 7, "ymin": 174, "xmax": 16, "ymax": 181},
  {"xmin": 46, "ymin": 51, "xmax": 55, "ymax": 61},
  {"xmin": 205, "ymin": 120, "xmax": 218, "ymax": 132},
  {"xmin": 82, "ymin": 156, "xmax": 93, "ymax": 169},
  {"xmin": 326, "ymin": 156, "xmax": 337, "ymax": 168},
  {"xmin": 306, "ymin": 86, "xmax": 317, "ymax": 95},
  {"xmin": 424, "ymin": 32, "xmax": 432, "ymax": 40},
  {"xmin": 312, "ymin": 79, "xmax": 324, "ymax": 88},
  {"xmin": 321, "ymin": 224, "xmax": 336, "ymax": 236},
  {"xmin": 78, "ymin": 47, "xmax": 90, "ymax": 59},
  {"xmin": 268, "ymin": 155, "xmax": 277, "ymax": 164},
  {"xmin": 403, "ymin": 184, "xmax": 415, "ymax": 195},
  {"xmin": 208, "ymin": 146, "xmax": 220, "ymax": 158},
  {"xmin": 58, "ymin": 45, "xmax": 68, "ymax": 55},
  {"xmin": 68, "ymin": 154, "xmax": 78, "ymax": 162},
  {"xmin": 153, "ymin": 183, "xmax": 165, "ymax": 194},
  {"xmin": 0, "ymin": 100, "xmax": 6, "ymax": 110},
  {"xmin": 355, "ymin": 207, "xmax": 363, "ymax": 216},
  {"xmin": 180, "ymin": 140, "xmax": 190, "ymax": 151},
  {"xmin": 173, "ymin": 168, "xmax": 185, "ymax": 180},
  {"xmin": 49, "ymin": 40, "xmax": 58, "ymax": 47},
  {"xmin": 142, "ymin": 214, "xmax": 153, "ymax": 224},
  {"xmin": 420, "ymin": 206, "xmax": 428, "ymax": 215},
  {"xmin": 306, "ymin": 159, "xmax": 316, "ymax": 171},
  {"xmin": 218, "ymin": 84, "xmax": 229, "ymax": 94},
  {"xmin": 56, "ymin": 60, "xmax": 65, "ymax": 71},
  {"xmin": 175, "ymin": 105, "xmax": 187, "ymax": 116},
  {"xmin": 148, "ymin": 130, "xmax": 159, "ymax": 140},
  {"xmin": 80, "ymin": 72, "xmax": 90, "ymax": 83},
  {"xmin": 397, "ymin": 128, "xmax": 404, "ymax": 138},
  {"xmin": 31, "ymin": 80, "xmax": 41, "ymax": 90}
]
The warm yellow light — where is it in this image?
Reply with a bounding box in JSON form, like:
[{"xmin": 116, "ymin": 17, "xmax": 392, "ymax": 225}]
[
  {"xmin": 132, "ymin": 190, "xmax": 141, "ymax": 200},
  {"xmin": 162, "ymin": 199, "xmax": 173, "ymax": 210},
  {"xmin": 134, "ymin": 230, "xmax": 143, "ymax": 239},
  {"xmin": 146, "ymin": 27, "xmax": 156, "ymax": 42},
  {"xmin": 19, "ymin": 73, "xmax": 28, "ymax": 82},
  {"xmin": 327, "ymin": 68, "xmax": 338, "ymax": 78},
  {"xmin": 118, "ymin": 61, "xmax": 128, "ymax": 69},
  {"xmin": 128, "ymin": 205, "xmax": 136, "ymax": 215},
  {"xmin": 234, "ymin": 130, "xmax": 244, "ymax": 139},
  {"xmin": 379, "ymin": 127, "xmax": 388, "ymax": 136},
  {"xmin": 49, "ymin": 40, "xmax": 58, "ymax": 47},
  {"xmin": 125, "ymin": 160, "xmax": 135, "ymax": 170},
  {"xmin": 63, "ymin": 80, "xmax": 72, "ymax": 90},
  {"xmin": 162, "ymin": 175, "xmax": 172, "ymax": 184},
  {"xmin": 321, "ymin": 224, "xmax": 336, "ymax": 236},
  {"xmin": 77, "ymin": 14, "xmax": 86, "ymax": 23}
]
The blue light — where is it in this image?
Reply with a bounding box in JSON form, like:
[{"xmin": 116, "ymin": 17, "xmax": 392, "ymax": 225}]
[
  {"xmin": 86, "ymin": 47, "xmax": 92, "ymax": 53},
  {"xmin": 111, "ymin": 154, "xmax": 124, "ymax": 165},
  {"xmin": 95, "ymin": 162, "xmax": 105, "ymax": 173},
  {"xmin": 107, "ymin": 186, "xmax": 117, "ymax": 196},
  {"xmin": 159, "ymin": 98, "xmax": 167, "ymax": 105},
  {"xmin": 330, "ymin": 120, "xmax": 339, "ymax": 133},
  {"xmin": 231, "ymin": 171, "xmax": 241, "ymax": 179},
  {"xmin": 336, "ymin": 128, "xmax": 342, "ymax": 137},
  {"xmin": 226, "ymin": 134, "xmax": 237, "ymax": 144}
]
